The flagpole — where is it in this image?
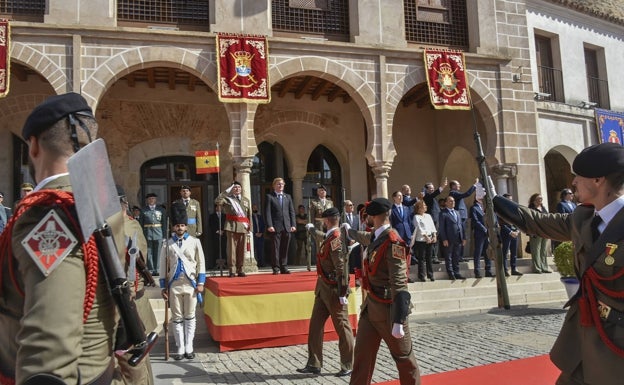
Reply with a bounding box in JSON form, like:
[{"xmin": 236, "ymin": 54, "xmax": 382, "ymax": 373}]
[{"xmin": 216, "ymin": 142, "xmax": 224, "ymax": 277}]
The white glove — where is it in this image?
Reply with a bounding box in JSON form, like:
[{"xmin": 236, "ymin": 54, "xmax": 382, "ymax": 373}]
[
  {"xmin": 391, "ymin": 323, "xmax": 405, "ymax": 338},
  {"xmin": 305, "ymin": 223, "xmax": 315, "ymax": 230},
  {"xmin": 339, "ymin": 296, "xmax": 348, "ymax": 305},
  {"xmin": 487, "ymin": 176, "xmax": 497, "ymax": 197},
  {"xmin": 341, "ymin": 222, "xmax": 351, "ymax": 231},
  {"xmin": 475, "ymin": 182, "xmax": 486, "ymax": 200},
  {"xmin": 225, "ymin": 183, "xmax": 234, "ymax": 194}
]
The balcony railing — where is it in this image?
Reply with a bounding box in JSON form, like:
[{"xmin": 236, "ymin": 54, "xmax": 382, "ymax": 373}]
[
  {"xmin": 0, "ymin": 0, "xmax": 44, "ymax": 22},
  {"xmin": 587, "ymin": 76, "xmax": 610, "ymax": 109},
  {"xmin": 537, "ymin": 65, "xmax": 565, "ymax": 102},
  {"xmin": 117, "ymin": 0, "xmax": 209, "ymax": 31},
  {"xmin": 272, "ymin": 0, "xmax": 349, "ymax": 41},
  {"xmin": 404, "ymin": 0, "xmax": 468, "ymax": 48}
]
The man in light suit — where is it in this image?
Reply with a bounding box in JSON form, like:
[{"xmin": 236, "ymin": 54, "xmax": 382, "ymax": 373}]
[
  {"xmin": 265, "ymin": 177, "xmax": 296, "ymax": 274},
  {"xmin": 215, "ymin": 181, "xmax": 252, "ymax": 277},
  {"xmin": 493, "ymin": 142, "xmax": 624, "ymax": 385},
  {"xmin": 438, "ymin": 196, "xmax": 466, "ymax": 280}
]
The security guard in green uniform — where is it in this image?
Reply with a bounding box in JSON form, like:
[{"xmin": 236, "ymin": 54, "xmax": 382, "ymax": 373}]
[
  {"xmin": 296, "ymin": 207, "xmax": 354, "ymax": 377},
  {"xmin": 494, "ymin": 142, "xmax": 624, "ymax": 385},
  {"xmin": 139, "ymin": 193, "xmax": 167, "ymax": 275},
  {"xmin": 110, "ymin": 187, "xmax": 157, "ymax": 385},
  {"xmin": 0, "ymin": 93, "xmax": 123, "ymax": 384},
  {"xmin": 346, "ymin": 198, "xmax": 421, "ymax": 385}
]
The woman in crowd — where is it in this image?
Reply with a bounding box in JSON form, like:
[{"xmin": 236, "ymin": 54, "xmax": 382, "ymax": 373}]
[
  {"xmin": 527, "ymin": 193, "xmax": 552, "ymax": 273},
  {"xmin": 409, "ymin": 200, "xmax": 437, "ymax": 281}
]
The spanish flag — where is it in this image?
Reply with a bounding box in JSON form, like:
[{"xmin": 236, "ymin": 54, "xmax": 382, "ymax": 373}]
[{"xmin": 195, "ymin": 150, "xmax": 219, "ymax": 174}]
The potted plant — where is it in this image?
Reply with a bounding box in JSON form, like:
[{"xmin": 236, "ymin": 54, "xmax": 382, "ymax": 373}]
[{"xmin": 553, "ymin": 241, "xmax": 579, "ymax": 298}]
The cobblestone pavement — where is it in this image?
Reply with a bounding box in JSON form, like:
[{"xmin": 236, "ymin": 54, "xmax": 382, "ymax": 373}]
[{"xmin": 150, "ymin": 302, "xmax": 567, "ymax": 384}]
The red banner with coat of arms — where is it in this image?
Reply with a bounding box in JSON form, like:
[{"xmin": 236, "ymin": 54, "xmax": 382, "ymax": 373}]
[
  {"xmin": 0, "ymin": 19, "xmax": 10, "ymax": 98},
  {"xmin": 216, "ymin": 34, "xmax": 270, "ymax": 104},
  {"xmin": 424, "ymin": 49, "xmax": 470, "ymax": 110}
]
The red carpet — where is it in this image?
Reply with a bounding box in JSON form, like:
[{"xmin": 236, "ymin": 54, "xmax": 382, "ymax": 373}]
[{"xmin": 375, "ymin": 355, "xmax": 560, "ymax": 385}]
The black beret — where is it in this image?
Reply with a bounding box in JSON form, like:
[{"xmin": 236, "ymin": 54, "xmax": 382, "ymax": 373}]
[
  {"xmin": 131, "ymin": 205, "xmax": 141, "ymax": 211},
  {"xmin": 146, "ymin": 193, "xmax": 157, "ymax": 198},
  {"xmin": 572, "ymin": 142, "xmax": 624, "ymax": 178},
  {"xmin": 317, "ymin": 184, "xmax": 326, "ymax": 191},
  {"xmin": 366, "ymin": 198, "xmax": 392, "ymax": 216},
  {"xmin": 232, "ymin": 181, "xmax": 242, "ymax": 186},
  {"xmin": 22, "ymin": 92, "xmax": 94, "ymax": 140},
  {"xmin": 21, "ymin": 182, "xmax": 34, "ymax": 191},
  {"xmin": 322, "ymin": 207, "xmax": 340, "ymax": 217},
  {"xmin": 180, "ymin": 185, "xmax": 191, "ymax": 190}
]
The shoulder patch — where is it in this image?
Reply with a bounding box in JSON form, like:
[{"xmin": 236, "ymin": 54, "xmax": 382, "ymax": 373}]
[
  {"xmin": 388, "ymin": 230, "xmax": 402, "ymax": 243},
  {"xmin": 392, "ymin": 243, "xmax": 406, "ymax": 260},
  {"xmin": 21, "ymin": 209, "xmax": 79, "ymax": 277},
  {"xmin": 331, "ymin": 237, "xmax": 342, "ymax": 251}
]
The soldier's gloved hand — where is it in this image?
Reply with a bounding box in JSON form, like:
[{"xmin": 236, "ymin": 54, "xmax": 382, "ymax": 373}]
[
  {"xmin": 339, "ymin": 296, "xmax": 348, "ymax": 305},
  {"xmin": 225, "ymin": 183, "xmax": 235, "ymax": 194},
  {"xmin": 341, "ymin": 222, "xmax": 351, "ymax": 231},
  {"xmin": 305, "ymin": 223, "xmax": 315, "ymax": 231},
  {"xmin": 391, "ymin": 323, "xmax": 405, "ymax": 338},
  {"xmin": 487, "ymin": 176, "xmax": 497, "ymax": 197},
  {"xmin": 475, "ymin": 182, "xmax": 486, "ymax": 200}
]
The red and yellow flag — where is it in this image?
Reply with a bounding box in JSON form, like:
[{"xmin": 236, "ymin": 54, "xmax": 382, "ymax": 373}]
[
  {"xmin": 0, "ymin": 19, "xmax": 10, "ymax": 98},
  {"xmin": 424, "ymin": 49, "xmax": 471, "ymax": 110},
  {"xmin": 195, "ymin": 150, "xmax": 219, "ymax": 174}
]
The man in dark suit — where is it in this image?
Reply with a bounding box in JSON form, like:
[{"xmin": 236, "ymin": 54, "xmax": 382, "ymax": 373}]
[
  {"xmin": 341, "ymin": 200, "xmax": 361, "ymax": 273},
  {"xmin": 252, "ymin": 204, "xmax": 265, "ymax": 267},
  {"xmin": 264, "ymin": 177, "xmax": 296, "ymax": 274},
  {"xmin": 401, "ymin": 185, "xmax": 418, "ymax": 207},
  {"xmin": 449, "ymin": 178, "xmax": 478, "ymax": 232},
  {"xmin": 208, "ymin": 204, "xmax": 227, "ymax": 270},
  {"xmin": 470, "ymin": 198, "xmax": 493, "ymax": 278},
  {"xmin": 423, "ymin": 178, "xmax": 448, "ymax": 263},
  {"xmin": 390, "ymin": 191, "xmax": 413, "ymax": 243},
  {"xmin": 438, "ymin": 196, "xmax": 466, "ymax": 280},
  {"xmin": 0, "ymin": 191, "xmax": 11, "ymax": 234}
]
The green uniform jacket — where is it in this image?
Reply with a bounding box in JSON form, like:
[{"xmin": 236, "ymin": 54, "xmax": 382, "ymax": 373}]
[
  {"xmin": 215, "ymin": 192, "xmax": 252, "ymax": 233},
  {"xmin": 499, "ymin": 200, "xmax": 624, "ymax": 385},
  {"xmin": 0, "ymin": 175, "xmax": 121, "ymax": 385},
  {"xmin": 311, "ymin": 227, "xmax": 349, "ymax": 294},
  {"xmin": 174, "ymin": 198, "xmax": 202, "ymax": 237}
]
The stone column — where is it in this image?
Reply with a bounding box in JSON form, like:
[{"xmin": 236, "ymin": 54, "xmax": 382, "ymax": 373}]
[
  {"xmin": 491, "ymin": 163, "xmax": 517, "ymax": 196},
  {"xmin": 371, "ymin": 161, "xmax": 392, "ymax": 199},
  {"xmin": 291, "ymin": 177, "xmax": 304, "ymax": 208},
  {"xmin": 233, "ymin": 156, "xmax": 258, "ymax": 273}
]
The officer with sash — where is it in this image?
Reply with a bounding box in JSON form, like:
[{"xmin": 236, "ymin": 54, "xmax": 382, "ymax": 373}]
[
  {"xmin": 215, "ymin": 181, "xmax": 252, "ymax": 277},
  {"xmin": 494, "ymin": 142, "xmax": 624, "ymax": 385}
]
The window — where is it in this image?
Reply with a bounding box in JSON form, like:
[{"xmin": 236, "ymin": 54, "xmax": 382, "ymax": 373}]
[
  {"xmin": 584, "ymin": 47, "xmax": 610, "ymax": 109},
  {"xmin": 272, "ymin": 0, "xmax": 349, "ymax": 40},
  {"xmin": 0, "ymin": 0, "xmax": 45, "ymax": 22},
  {"xmin": 117, "ymin": 0, "xmax": 209, "ymax": 31},
  {"xmin": 404, "ymin": 0, "xmax": 468, "ymax": 48},
  {"xmin": 535, "ymin": 35, "xmax": 564, "ymax": 102}
]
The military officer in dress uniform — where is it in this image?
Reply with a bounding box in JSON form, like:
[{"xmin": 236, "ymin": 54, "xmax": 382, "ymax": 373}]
[
  {"xmin": 0, "ymin": 92, "xmax": 123, "ymax": 384},
  {"xmin": 111, "ymin": 186, "xmax": 157, "ymax": 385},
  {"xmin": 310, "ymin": 184, "xmax": 334, "ymax": 232},
  {"xmin": 494, "ymin": 142, "xmax": 624, "ymax": 385},
  {"xmin": 345, "ymin": 198, "xmax": 421, "ymax": 385},
  {"xmin": 159, "ymin": 201, "xmax": 206, "ymax": 361},
  {"xmin": 296, "ymin": 207, "xmax": 354, "ymax": 377},
  {"xmin": 215, "ymin": 181, "xmax": 252, "ymax": 277},
  {"xmin": 140, "ymin": 193, "xmax": 167, "ymax": 276},
  {"xmin": 174, "ymin": 185, "xmax": 202, "ymax": 238}
]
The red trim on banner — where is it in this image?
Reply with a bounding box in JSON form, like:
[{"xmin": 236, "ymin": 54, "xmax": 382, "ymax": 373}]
[
  {"xmin": 0, "ymin": 19, "xmax": 10, "ymax": 98},
  {"xmin": 424, "ymin": 49, "xmax": 470, "ymax": 110},
  {"xmin": 216, "ymin": 33, "xmax": 270, "ymax": 103}
]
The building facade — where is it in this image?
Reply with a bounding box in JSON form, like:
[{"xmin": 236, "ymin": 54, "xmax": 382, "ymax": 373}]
[{"xmin": 0, "ymin": 0, "xmax": 622, "ymax": 239}]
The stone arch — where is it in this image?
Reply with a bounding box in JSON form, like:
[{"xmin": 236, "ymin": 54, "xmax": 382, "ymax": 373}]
[
  {"xmin": 270, "ymin": 57, "xmax": 377, "ymax": 144},
  {"xmin": 125, "ymin": 136, "xmax": 194, "ymax": 201},
  {"xmin": 81, "ymin": 46, "xmax": 217, "ymax": 110},
  {"xmin": 0, "ymin": 94, "xmax": 52, "ymax": 137},
  {"xmin": 10, "ymin": 43, "xmax": 69, "ymax": 94}
]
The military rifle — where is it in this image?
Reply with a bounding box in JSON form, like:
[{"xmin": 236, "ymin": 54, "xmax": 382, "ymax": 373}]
[
  {"xmin": 163, "ymin": 235, "xmax": 170, "ymax": 361},
  {"xmin": 68, "ymin": 139, "xmax": 157, "ymax": 366}
]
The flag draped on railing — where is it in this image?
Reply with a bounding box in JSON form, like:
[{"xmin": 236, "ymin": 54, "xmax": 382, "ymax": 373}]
[
  {"xmin": 424, "ymin": 49, "xmax": 470, "ymax": 110},
  {"xmin": 216, "ymin": 33, "xmax": 270, "ymax": 103},
  {"xmin": 0, "ymin": 19, "xmax": 10, "ymax": 98},
  {"xmin": 195, "ymin": 150, "xmax": 220, "ymax": 174}
]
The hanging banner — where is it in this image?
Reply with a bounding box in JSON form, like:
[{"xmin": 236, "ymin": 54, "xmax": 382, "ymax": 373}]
[
  {"xmin": 195, "ymin": 150, "xmax": 220, "ymax": 174},
  {"xmin": 424, "ymin": 49, "xmax": 470, "ymax": 110},
  {"xmin": 0, "ymin": 19, "xmax": 10, "ymax": 98},
  {"xmin": 596, "ymin": 108, "xmax": 624, "ymax": 145},
  {"xmin": 216, "ymin": 34, "xmax": 270, "ymax": 104}
]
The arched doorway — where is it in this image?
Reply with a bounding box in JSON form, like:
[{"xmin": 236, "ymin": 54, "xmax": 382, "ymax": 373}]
[
  {"xmin": 304, "ymin": 145, "xmax": 342, "ymax": 208},
  {"xmin": 544, "ymin": 150, "xmax": 575, "ymax": 212}
]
